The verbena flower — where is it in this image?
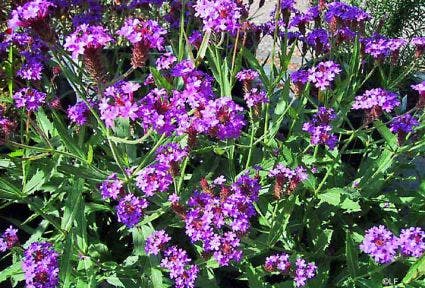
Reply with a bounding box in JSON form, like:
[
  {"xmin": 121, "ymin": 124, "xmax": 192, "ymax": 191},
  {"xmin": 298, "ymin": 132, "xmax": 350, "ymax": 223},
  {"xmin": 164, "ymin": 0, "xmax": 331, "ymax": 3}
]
[
  {"xmin": 360, "ymin": 225, "xmax": 399, "ymax": 264},
  {"xmin": 398, "ymin": 227, "xmax": 425, "ymax": 258},
  {"xmin": 236, "ymin": 69, "xmax": 259, "ymax": 82},
  {"xmin": 269, "ymin": 164, "xmax": 307, "ymax": 197},
  {"xmin": 9, "ymin": 0, "xmax": 56, "ymax": 30},
  {"xmin": 117, "ymin": 18, "xmax": 166, "ymax": 49},
  {"xmin": 116, "ymin": 194, "xmax": 148, "ymax": 227},
  {"xmin": 0, "ymin": 226, "xmax": 19, "ymax": 252},
  {"xmin": 22, "ymin": 242, "xmax": 59, "ymax": 288},
  {"xmin": 145, "ymin": 230, "xmax": 171, "ymax": 255},
  {"xmin": 156, "ymin": 52, "xmax": 177, "ymax": 70},
  {"xmin": 244, "ymin": 88, "xmax": 268, "ymax": 109},
  {"xmin": 264, "ymin": 253, "xmax": 291, "ymax": 273},
  {"xmin": 308, "ymin": 61, "xmax": 341, "ymax": 91},
  {"xmin": 13, "ymin": 88, "xmax": 46, "ymax": 111},
  {"xmin": 390, "ymin": 114, "xmax": 419, "ymax": 135},
  {"xmin": 412, "ymin": 37, "xmax": 425, "ymax": 57},
  {"xmin": 100, "ymin": 173, "xmax": 124, "ymax": 200},
  {"xmin": 99, "ymin": 81, "xmax": 140, "ymax": 127},
  {"xmin": 324, "ymin": 2, "xmax": 370, "ymax": 32},
  {"xmin": 362, "ymin": 35, "xmax": 407, "ymax": 61},
  {"xmin": 352, "ymin": 88, "xmax": 400, "ymax": 116},
  {"xmin": 412, "ymin": 81, "xmax": 425, "ymax": 98},
  {"xmin": 64, "ymin": 24, "xmax": 113, "ymax": 59},
  {"xmin": 71, "ymin": 0, "xmax": 103, "ymax": 26},
  {"xmin": 306, "ymin": 28, "xmax": 330, "ymax": 54},
  {"xmin": 136, "ymin": 163, "xmax": 173, "ymax": 197},
  {"xmin": 303, "ymin": 107, "xmax": 338, "ymax": 149},
  {"xmin": 67, "ymin": 100, "xmax": 92, "ymax": 126},
  {"xmin": 294, "ymin": 258, "xmax": 317, "ymax": 287},
  {"xmin": 194, "ymin": 0, "xmax": 242, "ymax": 33},
  {"xmin": 160, "ymin": 245, "xmax": 199, "ymax": 288},
  {"xmin": 17, "ymin": 58, "xmax": 43, "ymax": 80},
  {"xmin": 155, "ymin": 143, "xmax": 188, "ymax": 176}
]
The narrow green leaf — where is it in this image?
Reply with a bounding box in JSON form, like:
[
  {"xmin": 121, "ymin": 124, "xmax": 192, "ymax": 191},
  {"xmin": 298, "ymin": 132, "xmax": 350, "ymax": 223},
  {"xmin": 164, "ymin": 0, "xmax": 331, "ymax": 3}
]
[
  {"xmin": 346, "ymin": 231, "xmax": 359, "ymax": 279},
  {"xmin": 61, "ymin": 179, "xmax": 84, "ymax": 231},
  {"xmin": 60, "ymin": 231, "xmax": 74, "ymax": 287},
  {"xmin": 374, "ymin": 120, "xmax": 398, "ymax": 151},
  {"xmin": 403, "ymin": 255, "xmax": 425, "ymax": 284}
]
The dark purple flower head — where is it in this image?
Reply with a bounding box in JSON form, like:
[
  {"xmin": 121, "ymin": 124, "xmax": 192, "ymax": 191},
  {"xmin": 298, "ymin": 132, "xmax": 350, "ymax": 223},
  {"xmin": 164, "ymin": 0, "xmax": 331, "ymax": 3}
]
[
  {"xmin": 352, "ymin": 88, "xmax": 400, "ymax": 113},
  {"xmin": 13, "ymin": 88, "xmax": 46, "ymax": 111},
  {"xmin": 194, "ymin": 0, "xmax": 242, "ymax": 33},
  {"xmin": 156, "ymin": 52, "xmax": 177, "ymax": 70},
  {"xmin": 64, "ymin": 24, "xmax": 113, "ymax": 59},
  {"xmin": 17, "ymin": 58, "xmax": 43, "ymax": 80},
  {"xmin": 294, "ymin": 258, "xmax": 317, "ymax": 287},
  {"xmin": 0, "ymin": 226, "xmax": 19, "ymax": 252},
  {"xmin": 291, "ymin": 69, "xmax": 309, "ymax": 86},
  {"xmin": 71, "ymin": 0, "xmax": 103, "ymax": 26},
  {"xmin": 145, "ymin": 230, "xmax": 171, "ymax": 255},
  {"xmin": 325, "ymin": 2, "xmax": 370, "ymax": 31},
  {"xmin": 302, "ymin": 107, "xmax": 338, "ymax": 150},
  {"xmin": 100, "ymin": 81, "xmax": 140, "ymax": 127},
  {"xmin": 289, "ymin": 11, "xmax": 314, "ymax": 30},
  {"xmin": 244, "ymin": 88, "xmax": 268, "ymax": 108},
  {"xmin": 117, "ymin": 18, "xmax": 166, "ymax": 50},
  {"xmin": 308, "ymin": 61, "xmax": 341, "ymax": 91},
  {"xmin": 188, "ymin": 31, "xmax": 203, "ymax": 48},
  {"xmin": 136, "ymin": 163, "xmax": 173, "ymax": 197},
  {"xmin": 67, "ymin": 100, "xmax": 92, "ymax": 126},
  {"xmin": 264, "ymin": 253, "xmax": 291, "ymax": 272},
  {"xmin": 360, "ymin": 225, "xmax": 399, "ymax": 264},
  {"xmin": 100, "ymin": 173, "xmax": 124, "ymax": 200},
  {"xmin": 22, "ymin": 242, "xmax": 59, "ymax": 288},
  {"xmin": 390, "ymin": 114, "xmax": 419, "ymax": 135},
  {"xmin": 155, "ymin": 143, "xmax": 188, "ymax": 168},
  {"xmin": 9, "ymin": 0, "xmax": 55, "ymax": 30},
  {"xmin": 398, "ymin": 227, "xmax": 425, "ymax": 258},
  {"xmin": 171, "ymin": 60, "xmax": 195, "ymax": 78},
  {"xmin": 269, "ymin": 164, "xmax": 308, "ymax": 197},
  {"xmin": 116, "ymin": 194, "xmax": 148, "ymax": 228},
  {"xmin": 306, "ymin": 28, "xmax": 330, "ymax": 54}
]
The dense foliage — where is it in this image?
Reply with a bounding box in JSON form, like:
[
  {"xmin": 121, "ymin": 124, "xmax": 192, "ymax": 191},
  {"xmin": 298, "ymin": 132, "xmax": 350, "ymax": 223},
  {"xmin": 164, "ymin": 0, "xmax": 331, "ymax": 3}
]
[{"xmin": 0, "ymin": 0, "xmax": 424, "ymax": 287}]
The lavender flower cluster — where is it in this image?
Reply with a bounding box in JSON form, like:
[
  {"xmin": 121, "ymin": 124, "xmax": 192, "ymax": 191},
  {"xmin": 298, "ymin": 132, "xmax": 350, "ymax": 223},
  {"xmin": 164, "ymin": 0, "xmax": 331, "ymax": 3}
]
[
  {"xmin": 360, "ymin": 225, "xmax": 424, "ymax": 264},
  {"xmin": 0, "ymin": 226, "xmax": 19, "ymax": 252},
  {"xmin": 303, "ymin": 107, "xmax": 338, "ymax": 150},
  {"xmin": 268, "ymin": 164, "xmax": 308, "ymax": 198},
  {"xmin": 264, "ymin": 253, "xmax": 317, "ymax": 287}
]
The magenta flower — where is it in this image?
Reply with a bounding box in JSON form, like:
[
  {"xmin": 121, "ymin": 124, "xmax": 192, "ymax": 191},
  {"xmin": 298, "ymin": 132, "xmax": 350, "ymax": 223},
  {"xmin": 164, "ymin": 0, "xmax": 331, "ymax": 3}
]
[
  {"xmin": 244, "ymin": 88, "xmax": 268, "ymax": 109},
  {"xmin": 308, "ymin": 61, "xmax": 341, "ymax": 91},
  {"xmin": 136, "ymin": 163, "xmax": 173, "ymax": 197},
  {"xmin": 145, "ymin": 230, "xmax": 171, "ymax": 256},
  {"xmin": 269, "ymin": 164, "xmax": 307, "ymax": 197},
  {"xmin": 155, "ymin": 143, "xmax": 188, "ymax": 174},
  {"xmin": 264, "ymin": 253, "xmax": 291, "ymax": 273},
  {"xmin": 412, "ymin": 81, "xmax": 425, "ymax": 98},
  {"xmin": 236, "ymin": 69, "xmax": 259, "ymax": 82},
  {"xmin": 117, "ymin": 18, "xmax": 166, "ymax": 50},
  {"xmin": 156, "ymin": 52, "xmax": 177, "ymax": 70},
  {"xmin": 67, "ymin": 100, "xmax": 92, "ymax": 126},
  {"xmin": 116, "ymin": 194, "xmax": 148, "ymax": 228},
  {"xmin": 13, "ymin": 87, "xmax": 46, "ymax": 111},
  {"xmin": 398, "ymin": 227, "xmax": 425, "ymax": 258},
  {"xmin": 360, "ymin": 225, "xmax": 399, "ymax": 264},
  {"xmin": 22, "ymin": 242, "xmax": 59, "ymax": 288},
  {"xmin": 9, "ymin": 0, "xmax": 55, "ymax": 30},
  {"xmin": 64, "ymin": 24, "xmax": 113, "ymax": 59},
  {"xmin": 99, "ymin": 81, "xmax": 140, "ymax": 127},
  {"xmin": 0, "ymin": 226, "xmax": 19, "ymax": 252}
]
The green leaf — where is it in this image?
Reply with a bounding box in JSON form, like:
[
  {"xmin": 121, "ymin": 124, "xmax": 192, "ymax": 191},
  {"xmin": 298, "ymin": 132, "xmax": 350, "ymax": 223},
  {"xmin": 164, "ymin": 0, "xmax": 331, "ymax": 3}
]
[
  {"xmin": 0, "ymin": 261, "xmax": 22, "ymax": 284},
  {"xmin": 246, "ymin": 264, "xmax": 265, "ymax": 288},
  {"xmin": 60, "ymin": 231, "xmax": 74, "ymax": 287},
  {"xmin": 318, "ymin": 188, "xmax": 361, "ymax": 213},
  {"xmin": 195, "ymin": 31, "xmax": 211, "ymax": 64},
  {"xmin": 61, "ymin": 179, "xmax": 84, "ymax": 231},
  {"xmin": 150, "ymin": 67, "xmax": 173, "ymax": 91},
  {"xmin": 403, "ymin": 255, "xmax": 425, "ymax": 284},
  {"xmin": 268, "ymin": 196, "xmax": 296, "ymax": 245},
  {"xmin": 24, "ymin": 170, "xmax": 46, "ymax": 195},
  {"xmin": 52, "ymin": 112, "xmax": 86, "ymax": 159},
  {"xmin": 373, "ymin": 120, "xmax": 398, "ymax": 151},
  {"xmin": 0, "ymin": 176, "xmax": 22, "ymax": 200},
  {"xmin": 346, "ymin": 231, "xmax": 359, "ymax": 279}
]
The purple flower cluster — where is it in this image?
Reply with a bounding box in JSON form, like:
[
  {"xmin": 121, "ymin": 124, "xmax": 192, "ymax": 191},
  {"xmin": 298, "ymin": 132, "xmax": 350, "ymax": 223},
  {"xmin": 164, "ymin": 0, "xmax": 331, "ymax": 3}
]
[
  {"xmin": 71, "ymin": 0, "xmax": 103, "ymax": 26},
  {"xmin": 236, "ymin": 69, "xmax": 259, "ymax": 82},
  {"xmin": 184, "ymin": 174, "xmax": 260, "ymax": 266},
  {"xmin": 100, "ymin": 173, "xmax": 124, "ymax": 200},
  {"xmin": 360, "ymin": 225, "xmax": 425, "ymax": 264},
  {"xmin": 136, "ymin": 163, "xmax": 173, "ymax": 197},
  {"xmin": 194, "ymin": 0, "xmax": 242, "ymax": 33},
  {"xmin": 390, "ymin": 114, "xmax": 419, "ymax": 135},
  {"xmin": 352, "ymin": 88, "xmax": 400, "ymax": 115},
  {"xmin": 399, "ymin": 227, "xmax": 425, "ymax": 258},
  {"xmin": 244, "ymin": 88, "xmax": 268, "ymax": 109},
  {"xmin": 308, "ymin": 61, "xmax": 341, "ymax": 91},
  {"xmin": 22, "ymin": 242, "xmax": 59, "ymax": 288},
  {"xmin": 412, "ymin": 81, "xmax": 425, "ymax": 98},
  {"xmin": 362, "ymin": 36, "xmax": 407, "ymax": 61},
  {"xmin": 145, "ymin": 230, "xmax": 171, "ymax": 255},
  {"xmin": 64, "ymin": 24, "xmax": 113, "ymax": 59},
  {"xmin": 116, "ymin": 194, "xmax": 148, "ymax": 228},
  {"xmin": 291, "ymin": 69, "xmax": 309, "ymax": 95},
  {"xmin": 324, "ymin": 2, "xmax": 370, "ymax": 32},
  {"xmin": 67, "ymin": 100, "xmax": 92, "ymax": 126},
  {"xmin": 155, "ymin": 143, "xmax": 188, "ymax": 176},
  {"xmin": 302, "ymin": 107, "xmax": 338, "ymax": 150},
  {"xmin": 156, "ymin": 52, "xmax": 177, "ymax": 70},
  {"xmin": 268, "ymin": 164, "xmax": 308, "ymax": 198},
  {"xmin": 9, "ymin": 0, "xmax": 55, "ymax": 30},
  {"xmin": 306, "ymin": 29, "xmax": 330, "ymax": 54},
  {"xmin": 0, "ymin": 226, "xmax": 19, "ymax": 252},
  {"xmin": 99, "ymin": 81, "xmax": 140, "ymax": 127},
  {"xmin": 161, "ymin": 245, "xmax": 199, "ymax": 288},
  {"xmin": 13, "ymin": 88, "xmax": 46, "ymax": 111},
  {"xmin": 117, "ymin": 18, "xmax": 166, "ymax": 50},
  {"xmin": 264, "ymin": 253, "xmax": 317, "ymax": 287}
]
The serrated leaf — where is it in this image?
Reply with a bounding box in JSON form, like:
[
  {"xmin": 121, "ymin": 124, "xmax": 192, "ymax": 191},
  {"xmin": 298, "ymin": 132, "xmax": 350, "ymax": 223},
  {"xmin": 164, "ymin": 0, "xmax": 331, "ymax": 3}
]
[
  {"xmin": 374, "ymin": 120, "xmax": 398, "ymax": 151},
  {"xmin": 403, "ymin": 255, "xmax": 425, "ymax": 284},
  {"xmin": 0, "ymin": 261, "xmax": 22, "ymax": 284}
]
